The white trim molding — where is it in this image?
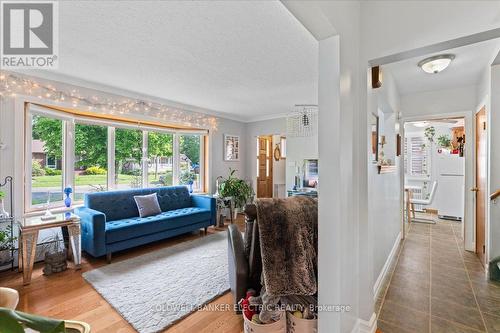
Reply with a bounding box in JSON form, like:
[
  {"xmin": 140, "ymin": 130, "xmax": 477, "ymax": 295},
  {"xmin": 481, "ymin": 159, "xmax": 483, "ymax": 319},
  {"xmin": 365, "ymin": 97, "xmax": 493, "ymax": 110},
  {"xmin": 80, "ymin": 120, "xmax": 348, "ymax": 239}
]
[
  {"xmin": 373, "ymin": 232, "xmax": 401, "ymax": 300},
  {"xmin": 351, "ymin": 313, "xmax": 378, "ymax": 333}
]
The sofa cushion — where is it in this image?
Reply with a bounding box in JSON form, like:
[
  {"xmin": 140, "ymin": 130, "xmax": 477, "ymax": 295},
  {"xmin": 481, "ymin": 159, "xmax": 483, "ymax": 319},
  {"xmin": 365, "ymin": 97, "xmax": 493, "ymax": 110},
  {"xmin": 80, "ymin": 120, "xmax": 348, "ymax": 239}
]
[
  {"xmin": 134, "ymin": 193, "xmax": 161, "ymax": 218},
  {"xmin": 85, "ymin": 186, "xmax": 191, "ymax": 221},
  {"xmin": 105, "ymin": 207, "xmax": 211, "ymax": 244}
]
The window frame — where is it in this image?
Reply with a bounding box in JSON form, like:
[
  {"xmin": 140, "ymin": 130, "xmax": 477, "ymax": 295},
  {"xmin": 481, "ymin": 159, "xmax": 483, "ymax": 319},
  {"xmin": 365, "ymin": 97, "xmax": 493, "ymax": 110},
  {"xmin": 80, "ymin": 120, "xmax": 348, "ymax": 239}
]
[
  {"xmin": 404, "ymin": 133, "xmax": 431, "ymax": 179},
  {"xmin": 25, "ymin": 104, "xmax": 208, "ymax": 213}
]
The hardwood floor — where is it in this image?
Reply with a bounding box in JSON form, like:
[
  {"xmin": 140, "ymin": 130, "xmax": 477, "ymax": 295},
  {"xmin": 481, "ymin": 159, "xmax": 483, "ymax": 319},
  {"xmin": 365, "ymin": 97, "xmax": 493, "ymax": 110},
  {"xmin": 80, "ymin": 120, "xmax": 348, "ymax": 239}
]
[{"xmin": 0, "ymin": 217, "xmax": 245, "ymax": 333}]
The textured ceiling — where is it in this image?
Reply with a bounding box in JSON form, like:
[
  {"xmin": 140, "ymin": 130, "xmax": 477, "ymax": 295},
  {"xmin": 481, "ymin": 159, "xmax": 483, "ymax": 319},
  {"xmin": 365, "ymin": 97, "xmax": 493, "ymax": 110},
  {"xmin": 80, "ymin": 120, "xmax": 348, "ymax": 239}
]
[
  {"xmin": 385, "ymin": 38, "xmax": 500, "ymax": 95},
  {"xmin": 32, "ymin": 1, "xmax": 318, "ymax": 122}
]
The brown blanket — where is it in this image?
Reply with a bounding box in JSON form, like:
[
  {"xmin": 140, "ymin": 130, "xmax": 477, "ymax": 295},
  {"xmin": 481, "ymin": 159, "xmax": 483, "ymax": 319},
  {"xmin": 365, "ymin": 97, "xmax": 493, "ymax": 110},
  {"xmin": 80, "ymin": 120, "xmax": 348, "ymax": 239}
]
[{"xmin": 255, "ymin": 196, "xmax": 318, "ymax": 297}]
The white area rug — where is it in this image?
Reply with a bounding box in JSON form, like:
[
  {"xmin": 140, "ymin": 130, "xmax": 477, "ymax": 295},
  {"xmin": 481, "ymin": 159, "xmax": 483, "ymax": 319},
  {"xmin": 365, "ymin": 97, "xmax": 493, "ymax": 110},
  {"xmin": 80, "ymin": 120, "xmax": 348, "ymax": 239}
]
[{"xmin": 83, "ymin": 232, "xmax": 230, "ymax": 333}]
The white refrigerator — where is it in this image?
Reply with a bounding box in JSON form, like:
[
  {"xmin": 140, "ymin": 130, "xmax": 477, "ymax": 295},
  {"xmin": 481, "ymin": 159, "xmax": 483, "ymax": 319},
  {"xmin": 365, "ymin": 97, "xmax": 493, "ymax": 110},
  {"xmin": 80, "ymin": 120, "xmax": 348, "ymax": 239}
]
[{"xmin": 436, "ymin": 154, "xmax": 465, "ymax": 221}]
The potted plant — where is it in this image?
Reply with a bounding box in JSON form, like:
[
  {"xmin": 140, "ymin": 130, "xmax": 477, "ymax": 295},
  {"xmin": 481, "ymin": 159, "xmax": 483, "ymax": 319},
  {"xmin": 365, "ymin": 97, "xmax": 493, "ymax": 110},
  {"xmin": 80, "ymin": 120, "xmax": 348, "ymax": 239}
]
[
  {"xmin": 0, "ymin": 225, "xmax": 16, "ymax": 265},
  {"xmin": 41, "ymin": 232, "xmax": 67, "ymax": 275},
  {"xmin": 0, "ymin": 190, "xmax": 9, "ymax": 218},
  {"xmin": 0, "ymin": 308, "xmax": 66, "ymax": 333},
  {"xmin": 436, "ymin": 134, "xmax": 452, "ymax": 150},
  {"xmin": 424, "ymin": 126, "xmax": 436, "ymax": 143},
  {"xmin": 218, "ymin": 168, "xmax": 254, "ymax": 219}
]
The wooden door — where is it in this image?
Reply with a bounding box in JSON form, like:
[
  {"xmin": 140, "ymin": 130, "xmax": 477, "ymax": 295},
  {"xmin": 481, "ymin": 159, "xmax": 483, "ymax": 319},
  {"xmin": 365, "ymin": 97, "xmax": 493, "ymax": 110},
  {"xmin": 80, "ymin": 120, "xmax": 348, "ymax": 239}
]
[
  {"xmin": 257, "ymin": 136, "xmax": 273, "ymax": 198},
  {"xmin": 475, "ymin": 107, "xmax": 487, "ymax": 265}
]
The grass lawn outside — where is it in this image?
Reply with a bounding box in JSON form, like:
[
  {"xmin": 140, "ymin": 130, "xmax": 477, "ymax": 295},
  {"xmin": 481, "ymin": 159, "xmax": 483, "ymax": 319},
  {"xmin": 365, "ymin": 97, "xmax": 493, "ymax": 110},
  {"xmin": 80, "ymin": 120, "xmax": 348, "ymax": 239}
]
[{"xmin": 32, "ymin": 173, "xmax": 173, "ymax": 188}]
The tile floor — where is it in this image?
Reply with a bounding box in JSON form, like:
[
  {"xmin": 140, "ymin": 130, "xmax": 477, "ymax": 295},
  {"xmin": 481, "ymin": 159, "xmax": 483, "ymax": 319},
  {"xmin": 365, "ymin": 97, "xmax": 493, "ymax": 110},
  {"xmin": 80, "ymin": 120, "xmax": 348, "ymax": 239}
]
[{"xmin": 376, "ymin": 216, "xmax": 500, "ymax": 332}]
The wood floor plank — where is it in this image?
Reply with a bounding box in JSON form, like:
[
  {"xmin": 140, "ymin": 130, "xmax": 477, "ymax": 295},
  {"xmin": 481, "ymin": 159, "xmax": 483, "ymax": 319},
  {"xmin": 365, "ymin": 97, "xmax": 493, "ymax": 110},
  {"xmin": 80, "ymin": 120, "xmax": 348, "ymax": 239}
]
[{"xmin": 0, "ymin": 217, "xmax": 245, "ymax": 333}]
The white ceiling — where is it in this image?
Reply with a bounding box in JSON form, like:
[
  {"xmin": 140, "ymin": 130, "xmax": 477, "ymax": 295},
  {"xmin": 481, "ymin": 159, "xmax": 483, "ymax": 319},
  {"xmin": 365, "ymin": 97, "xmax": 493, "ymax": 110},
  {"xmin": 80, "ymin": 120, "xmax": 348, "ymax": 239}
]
[
  {"xmin": 384, "ymin": 38, "xmax": 500, "ymax": 96},
  {"xmin": 27, "ymin": 1, "xmax": 318, "ymax": 122}
]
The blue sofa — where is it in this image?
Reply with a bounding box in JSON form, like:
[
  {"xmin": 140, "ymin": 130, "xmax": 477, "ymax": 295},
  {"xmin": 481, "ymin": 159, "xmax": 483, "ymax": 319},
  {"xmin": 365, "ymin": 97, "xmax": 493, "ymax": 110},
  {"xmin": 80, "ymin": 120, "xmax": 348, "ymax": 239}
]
[{"xmin": 75, "ymin": 186, "xmax": 216, "ymax": 261}]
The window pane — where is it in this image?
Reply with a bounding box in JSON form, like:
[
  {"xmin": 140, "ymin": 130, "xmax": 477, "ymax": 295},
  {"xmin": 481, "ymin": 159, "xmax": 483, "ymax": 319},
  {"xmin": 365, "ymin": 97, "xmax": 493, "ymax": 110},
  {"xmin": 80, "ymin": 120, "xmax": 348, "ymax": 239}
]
[
  {"xmin": 115, "ymin": 128, "xmax": 143, "ymax": 189},
  {"xmin": 74, "ymin": 123, "xmax": 108, "ymax": 201},
  {"xmin": 31, "ymin": 115, "xmax": 63, "ymax": 208},
  {"xmin": 179, "ymin": 134, "xmax": 201, "ymax": 192},
  {"xmin": 148, "ymin": 132, "xmax": 173, "ymax": 187}
]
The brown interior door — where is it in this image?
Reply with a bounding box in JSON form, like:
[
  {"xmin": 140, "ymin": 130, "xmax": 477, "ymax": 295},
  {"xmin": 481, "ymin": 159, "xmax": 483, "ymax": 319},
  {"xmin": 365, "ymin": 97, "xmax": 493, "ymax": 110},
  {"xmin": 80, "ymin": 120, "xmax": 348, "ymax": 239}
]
[
  {"xmin": 257, "ymin": 136, "xmax": 273, "ymax": 198},
  {"xmin": 475, "ymin": 107, "xmax": 487, "ymax": 265}
]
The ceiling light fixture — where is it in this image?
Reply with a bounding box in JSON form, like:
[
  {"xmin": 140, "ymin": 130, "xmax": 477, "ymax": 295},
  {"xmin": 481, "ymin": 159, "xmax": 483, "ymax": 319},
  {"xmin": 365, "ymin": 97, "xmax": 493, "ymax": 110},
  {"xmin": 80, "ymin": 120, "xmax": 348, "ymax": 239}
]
[
  {"xmin": 413, "ymin": 121, "xmax": 429, "ymax": 128},
  {"xmin": 418, "ymin": 54, "xmax": 455, "ymax": 74}
]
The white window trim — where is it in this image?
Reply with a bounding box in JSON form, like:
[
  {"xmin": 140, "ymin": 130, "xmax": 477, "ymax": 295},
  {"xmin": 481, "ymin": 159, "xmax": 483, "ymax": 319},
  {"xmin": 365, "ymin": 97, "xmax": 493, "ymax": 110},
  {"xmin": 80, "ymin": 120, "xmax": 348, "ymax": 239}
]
[{"xmin": 25, "ymin": 104, "xmax": 208, "ymax": 213}]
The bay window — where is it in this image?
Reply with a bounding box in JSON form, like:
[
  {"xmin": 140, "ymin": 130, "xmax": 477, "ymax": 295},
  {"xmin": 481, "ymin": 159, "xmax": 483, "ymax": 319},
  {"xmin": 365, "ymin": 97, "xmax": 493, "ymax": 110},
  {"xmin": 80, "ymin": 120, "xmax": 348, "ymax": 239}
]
[
  {"xmin": 30, "ymin": 114, "xmax": 64, "ymax": 209},
  {"xmin": 25, "ymin": 104, "xmax": 208, "ymax": 213},
  {"xmin": 115, "ymin": 128, "xmax": 143, "ymax": 190},
  {"xmin": 74, "ymin": 122, "xmax": 108, "ymax": 201}
]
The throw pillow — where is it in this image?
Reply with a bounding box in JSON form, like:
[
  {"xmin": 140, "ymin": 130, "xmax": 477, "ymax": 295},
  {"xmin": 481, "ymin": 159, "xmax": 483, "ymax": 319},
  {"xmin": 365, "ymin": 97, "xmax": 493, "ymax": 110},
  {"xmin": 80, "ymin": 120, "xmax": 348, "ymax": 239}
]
[{"xmin": 134, "ymin": 193, "xmax": 161, "ymax": 218}]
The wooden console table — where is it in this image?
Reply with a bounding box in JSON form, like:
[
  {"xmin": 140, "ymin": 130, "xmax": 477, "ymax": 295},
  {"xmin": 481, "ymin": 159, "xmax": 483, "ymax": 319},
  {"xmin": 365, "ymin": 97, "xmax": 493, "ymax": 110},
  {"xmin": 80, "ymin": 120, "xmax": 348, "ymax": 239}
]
[{"xmin": 17, "ymin": 213, "xmax": 81, "ymax": 285}]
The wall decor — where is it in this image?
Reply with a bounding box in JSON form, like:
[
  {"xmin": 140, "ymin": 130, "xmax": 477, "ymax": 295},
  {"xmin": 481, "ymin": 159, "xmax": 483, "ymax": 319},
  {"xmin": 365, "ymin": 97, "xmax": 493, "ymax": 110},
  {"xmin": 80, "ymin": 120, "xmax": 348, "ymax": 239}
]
[
  {"xmin": 371, "ymin": 66, "xmax": 382, "ymax": 89},
  {"xmin": 273, "ymin": 144, "xmax": 281, "ymax": 161},
  {"xmin": 224, "ymin": 134, "xmax": 240, "ymax": 161}
]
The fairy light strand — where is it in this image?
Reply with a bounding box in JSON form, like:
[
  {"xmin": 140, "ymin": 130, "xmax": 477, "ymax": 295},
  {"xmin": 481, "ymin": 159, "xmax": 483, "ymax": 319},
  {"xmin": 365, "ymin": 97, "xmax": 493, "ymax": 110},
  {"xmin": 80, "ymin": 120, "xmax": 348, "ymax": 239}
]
[{"xmin": 0, "ymin": 72, "xmax": 218, "ymax": 130}]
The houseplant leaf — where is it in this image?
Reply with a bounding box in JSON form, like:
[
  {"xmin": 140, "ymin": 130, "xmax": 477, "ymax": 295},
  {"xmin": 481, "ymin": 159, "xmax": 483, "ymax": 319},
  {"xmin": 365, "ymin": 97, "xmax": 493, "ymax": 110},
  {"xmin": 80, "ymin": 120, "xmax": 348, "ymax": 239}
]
[{"xmin": 0, "ymin": 308, "xmax": 66, "ymax": 333}]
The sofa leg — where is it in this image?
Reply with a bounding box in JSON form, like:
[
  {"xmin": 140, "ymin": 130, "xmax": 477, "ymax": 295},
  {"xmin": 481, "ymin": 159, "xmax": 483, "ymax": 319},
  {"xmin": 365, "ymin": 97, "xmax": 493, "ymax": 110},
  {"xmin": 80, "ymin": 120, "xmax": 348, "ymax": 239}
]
[
  {"xmin": 106, "ymin": 253, "xmax": 112, "ymax": 264},
  {"xmin": 204, "ymin": 227, "xmax": 208, "ymax": 235}
]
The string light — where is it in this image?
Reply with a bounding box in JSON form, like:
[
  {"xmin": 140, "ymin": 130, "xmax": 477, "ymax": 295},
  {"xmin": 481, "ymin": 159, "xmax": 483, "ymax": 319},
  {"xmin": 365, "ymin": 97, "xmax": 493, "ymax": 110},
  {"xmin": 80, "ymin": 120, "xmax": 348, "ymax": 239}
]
[{"xmin": 0, "ymin": 71, "xmax": 218, "ymax": 130}]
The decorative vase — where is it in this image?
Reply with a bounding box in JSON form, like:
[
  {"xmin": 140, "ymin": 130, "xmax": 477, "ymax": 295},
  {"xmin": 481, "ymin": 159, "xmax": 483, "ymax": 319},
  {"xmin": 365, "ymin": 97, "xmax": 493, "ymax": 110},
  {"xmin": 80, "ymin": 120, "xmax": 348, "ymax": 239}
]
[
  {"xmin": 188, "ymin": 181, "xmax": 194, "ymax": 193},
  {"xmin": 0, "ymin": 198, "xmax": 9, "ymax": 218},
  {"xmin": 64, "ymin": 193, "xmax": 72, "ymax": 208}
]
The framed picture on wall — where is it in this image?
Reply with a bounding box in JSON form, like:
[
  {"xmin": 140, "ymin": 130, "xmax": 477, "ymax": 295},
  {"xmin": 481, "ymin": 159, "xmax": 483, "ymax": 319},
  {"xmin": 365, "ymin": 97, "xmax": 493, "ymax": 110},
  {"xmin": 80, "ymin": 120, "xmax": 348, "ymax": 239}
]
[{"xmin": 224, "ymin": 134, "xmax": 240, "ymax": 161}]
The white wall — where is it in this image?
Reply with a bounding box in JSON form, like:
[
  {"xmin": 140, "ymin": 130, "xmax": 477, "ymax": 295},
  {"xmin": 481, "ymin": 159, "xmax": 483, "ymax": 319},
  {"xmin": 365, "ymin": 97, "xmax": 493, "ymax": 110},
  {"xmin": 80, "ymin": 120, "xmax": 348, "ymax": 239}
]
[
  {"xmin": 369, "ymin": 70, "xmax": 402, "ymax": 297},
  {"xmin": 209, "ymin": 118, "xmax": 246, "ymax": 193},
  {"xmin": 400, "ymin": 85, "xmax": 477, "ymax": 118}
]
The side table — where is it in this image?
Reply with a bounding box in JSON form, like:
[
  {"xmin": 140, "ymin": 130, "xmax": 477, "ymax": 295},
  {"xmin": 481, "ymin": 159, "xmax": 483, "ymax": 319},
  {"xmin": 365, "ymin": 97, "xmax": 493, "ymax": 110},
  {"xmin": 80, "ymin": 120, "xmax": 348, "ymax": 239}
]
[{"xmin": 17, "ymin": 213, "xmax": 81, "ymax": 285}]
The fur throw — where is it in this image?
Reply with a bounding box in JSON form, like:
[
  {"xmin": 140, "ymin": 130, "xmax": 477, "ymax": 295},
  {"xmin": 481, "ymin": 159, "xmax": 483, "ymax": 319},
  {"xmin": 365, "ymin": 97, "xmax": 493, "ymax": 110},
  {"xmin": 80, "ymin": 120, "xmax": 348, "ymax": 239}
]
[{"xmin": 255, "ymin": 196, "xmax": 318, "ymax": 296}]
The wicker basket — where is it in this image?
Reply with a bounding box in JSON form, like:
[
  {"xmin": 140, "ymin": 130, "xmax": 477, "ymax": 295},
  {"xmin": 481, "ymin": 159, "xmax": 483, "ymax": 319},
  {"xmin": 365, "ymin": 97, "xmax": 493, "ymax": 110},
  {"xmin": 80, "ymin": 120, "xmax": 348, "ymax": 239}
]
[
  {"xmin": 286, "ymin": 312, "xmax": 318, "ymax": 333},
  {"xmin": 243, "ymin": 312, "xmax": 286, "ymax": 333}
]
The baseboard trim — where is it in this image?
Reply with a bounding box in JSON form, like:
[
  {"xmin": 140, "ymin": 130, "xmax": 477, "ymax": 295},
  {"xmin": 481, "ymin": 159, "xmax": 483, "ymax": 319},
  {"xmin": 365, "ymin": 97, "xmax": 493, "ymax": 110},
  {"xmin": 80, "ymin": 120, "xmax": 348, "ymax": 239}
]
[
  {"xmin": 351, "ymin": 313, "xmax": 377, "ymax": 333},
  {"xmin": 373, "ymin": 231, "xmax": 401, "ymax": 300}
]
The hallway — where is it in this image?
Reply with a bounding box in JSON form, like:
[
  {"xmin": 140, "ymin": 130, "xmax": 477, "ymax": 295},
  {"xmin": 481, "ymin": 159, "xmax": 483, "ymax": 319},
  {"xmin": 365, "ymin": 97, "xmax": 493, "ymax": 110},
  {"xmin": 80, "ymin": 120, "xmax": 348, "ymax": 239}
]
[{"xmin": 376, "ymin": 218, "xmax": 500, "ymax": 332}]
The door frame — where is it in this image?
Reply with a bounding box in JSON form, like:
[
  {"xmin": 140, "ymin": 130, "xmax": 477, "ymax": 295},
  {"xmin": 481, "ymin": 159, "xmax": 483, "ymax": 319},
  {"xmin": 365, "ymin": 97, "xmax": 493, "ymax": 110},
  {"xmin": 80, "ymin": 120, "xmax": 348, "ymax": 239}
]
[
  {"xmin": 256, "ymin": 135, "xmax": 273, "ymax": 198},
  {"xmin": 474, "ymin": 105, "xmax": 488, "ymax": 264},
  {"xmin": 402, "ymin": 111, "xmax": 475, "ymax": 251}
]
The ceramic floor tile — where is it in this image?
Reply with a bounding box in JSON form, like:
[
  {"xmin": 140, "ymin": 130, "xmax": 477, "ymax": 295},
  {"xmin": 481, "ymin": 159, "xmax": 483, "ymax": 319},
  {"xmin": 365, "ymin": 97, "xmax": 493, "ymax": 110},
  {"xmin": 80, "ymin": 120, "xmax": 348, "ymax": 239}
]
[
  {"xmin": 379, "ymin": 300, "xmax": 430, "ymax": 333},
  {"xmin": 431, "ymin": 298, "xmax": 486, "ymax": 331},
  {"xmin": 385, "ymin": 285, "xmax": 430, "ymax": 312},
  {"xmin": 431, "ymin": 316, "xmax": 485, "ymax": 333},
  {"xmin": 390, "ymin": 271, "xmax": 430, "ymax": 292},
  {"xmin": 432, "ymin": 263, "xmax": 469, "ymax": 281},
  {"xmin": 377, "ymin": 319, "xmax": 414, "ymax": 333},
  {"xmin": 482, "ymin": 312, "xmax": 500, "ymax": 332},
  {"xmin": 376, "ymin": 220, "xmax": 500, "ymax": 333},
  {"xmin": 475, "ymin": 294, "xmax": 500, "ymax": 316},
  {"xmin": 431, "ymin": 283, "xmax": 477, "ymax": 308}
]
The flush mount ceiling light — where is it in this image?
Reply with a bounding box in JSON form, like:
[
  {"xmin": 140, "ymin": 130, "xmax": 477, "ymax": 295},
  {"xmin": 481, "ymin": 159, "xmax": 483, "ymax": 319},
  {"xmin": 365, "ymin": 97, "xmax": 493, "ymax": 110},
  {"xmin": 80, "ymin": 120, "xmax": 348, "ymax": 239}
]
[
  {"xmin": 418, "ymin": 54, "xmax": 455, "ymax": 74},
  {"xmin": 413, "ymin": 121, "xmax": 429, "ymax": 128}
]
